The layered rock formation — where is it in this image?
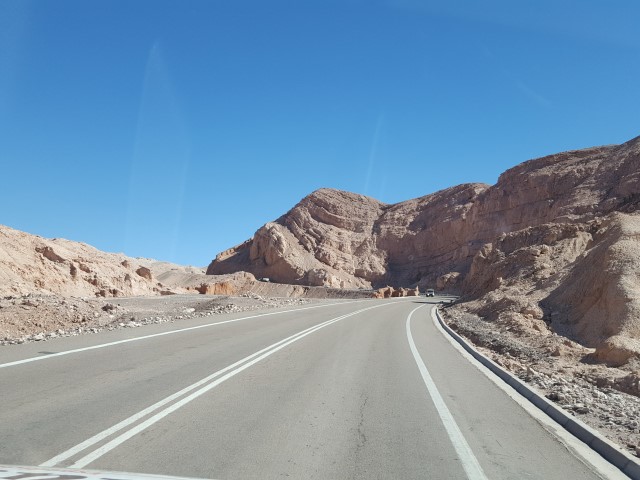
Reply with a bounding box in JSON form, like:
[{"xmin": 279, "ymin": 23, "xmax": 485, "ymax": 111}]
[
  {"xmin": 208, "ymin": 184, "xmax": 488, "ymax": 289},
  {"xmin": 0, "ymin": 224, "xmax": 375, "ymax": 305},
  {"xmin": 210, "ymin": 137, "xmax": 640, "ymax": 289},
  {"xmin": 209, "ymin": 135, "xmax": 640, "ymax": 363}
]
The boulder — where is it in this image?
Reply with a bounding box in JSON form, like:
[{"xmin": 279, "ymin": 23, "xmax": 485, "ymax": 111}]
[
  {"xmin": 136, "ymin": 267, "xmax": 152, "ymax": 281},
  {"xmin": 437, "ymin": 272, "xmax": 461, "ymax": 291},
  {"xmin": 35, "ymin": 246, "xmax": 65, "ymax": 263},
  {"xmin": 196, "ymin": 281, "xmax": 237, "ymax": 296}
]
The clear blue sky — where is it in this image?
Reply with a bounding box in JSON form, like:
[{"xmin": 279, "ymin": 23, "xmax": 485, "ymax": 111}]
[{"xmin": 1, "ymin": 1, "xmax": 638, "ymax": 266}]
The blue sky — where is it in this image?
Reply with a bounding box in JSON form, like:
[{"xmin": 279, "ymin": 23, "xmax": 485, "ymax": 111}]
[{"xmin": 1, "ymin": 0, "xmax": 638, "ymax": 266}]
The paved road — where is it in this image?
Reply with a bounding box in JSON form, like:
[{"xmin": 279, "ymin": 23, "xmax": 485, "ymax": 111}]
[{"xmin": 0, "ymin": 297, "xmax": 620, "ymax": 479}]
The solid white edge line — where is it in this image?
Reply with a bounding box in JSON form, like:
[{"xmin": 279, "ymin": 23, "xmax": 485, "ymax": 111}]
[
  {"xmin": 406, "ymin": 305, "xmax": 488, "ymax": 480},
  {"xmin": 0, "ymin": 300, "xmax": 370, "ymax": 370},
  {"xmin": 430, "ymin": 306, "xmax": 628, "ymax": 480},
  {"xmin": 42, "ymin": 302, "xmax": 390, "ymax": 469}
]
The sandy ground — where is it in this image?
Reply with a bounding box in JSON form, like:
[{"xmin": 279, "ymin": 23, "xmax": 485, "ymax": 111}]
[{"xmin": 442, "ymin": 305, "xmax": 640, "ymax": 460}]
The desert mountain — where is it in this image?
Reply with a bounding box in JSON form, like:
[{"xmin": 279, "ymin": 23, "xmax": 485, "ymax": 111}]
[{"xmin": 209, "ymin": 135, "xmax": 640, "ymax": 363}]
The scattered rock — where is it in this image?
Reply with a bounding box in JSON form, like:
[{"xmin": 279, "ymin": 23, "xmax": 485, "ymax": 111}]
[{"xmin": 102, "ymin": 303, "xmax": 117, "ymax": 312}]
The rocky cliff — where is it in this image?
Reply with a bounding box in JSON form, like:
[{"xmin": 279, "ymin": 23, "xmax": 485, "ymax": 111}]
[
  {"xmin": 209, "ymin": 138, "xmax": 640, "ymax": 289},
  {"xmin": 208, "ymin": 183, "xmax": 489, "ymax": 289},
  {"xmin": 208, "ymin": 135, "xmax": 640, "ymax": 363}
]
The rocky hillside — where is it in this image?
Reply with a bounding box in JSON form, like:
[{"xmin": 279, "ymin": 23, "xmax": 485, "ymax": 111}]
[
  {"xmin": 209, "ymin": 137, "xmax": 640, "ymax": 289},
  {"xmin": 0, "ymin": 226, "xmax": 372, "ymax": 343},
  {"xmin": 0, "ymin": 225, "xmax": 203, "ymax": 298},
  {"xmin": 208, "ymin": 183, "xmax": 488, "ymax": 289},
  {"xmin": 0, "ymin": 225, "xmax": 372, "ymax": 302},
  {"xmin": 208, "ymin": 135, "xmax": 640, "ymax": 363}
]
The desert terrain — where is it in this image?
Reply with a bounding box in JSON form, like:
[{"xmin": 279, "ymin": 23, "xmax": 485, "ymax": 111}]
[
  {"xmin": 0, "ymin": 223, "xmax": 372, "ymax": 343},
  {"xmin": 210, "ymin": 136, "xmax": 640, "ymax": 361},
  {"xmin": 208, "ymin": 134, "xmax": 640, "ymax": 458},
  {"xmin": 2, "ymin": 134, "xmax": 640, "ymax": 462}
]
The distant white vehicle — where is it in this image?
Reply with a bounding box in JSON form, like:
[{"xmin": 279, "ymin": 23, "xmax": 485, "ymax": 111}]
[
  {"xmin": 259, "ymin": 277, "xmax": 270, "ymax": 282},
  {"xmin": 426, "ymin": 289, "xmax": 435, "ymax": 297}
]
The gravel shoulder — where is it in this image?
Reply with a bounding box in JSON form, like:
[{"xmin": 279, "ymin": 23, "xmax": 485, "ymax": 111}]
[{"xmin": 0, "ymin": 293, "xmax": 330, "ymax": 346}]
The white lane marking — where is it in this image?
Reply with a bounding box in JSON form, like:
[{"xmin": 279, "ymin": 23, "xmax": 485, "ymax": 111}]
[
  {"xmin": 430, "ymin": 307, "xmax": 628, "ymax": 480},
  {"xmin": 0, "ymin": 300, "xmax": 369, "ymax": 370},
  {"xmin": 406, "ymin": 305, "xmax": 488, "ymax": 480},
  {"xmin": 42, "ymin": 302, "xmax": 390, "ymax": 469}
]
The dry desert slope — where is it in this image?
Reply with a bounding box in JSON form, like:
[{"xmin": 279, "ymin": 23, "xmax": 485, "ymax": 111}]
[
  {"xmin": 0, "ymin": 225, "xmax": 204, "ymax": 298},
  {"xmin": 2, "ymin": 135, "xmax": 640, "ymax": 367}
]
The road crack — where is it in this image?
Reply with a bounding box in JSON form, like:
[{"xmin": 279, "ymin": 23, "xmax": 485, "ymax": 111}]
[{"xmin": 356, "ymin": 393, "xmax": 368, "ymax": 451}]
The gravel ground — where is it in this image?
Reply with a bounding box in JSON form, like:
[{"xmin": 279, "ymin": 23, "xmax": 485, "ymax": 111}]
[
  {"xmin": 0, "ymin": 293, "xmax": 322, "ymax": 345},
  {"xmin": 442, "ymin": 306, "xmax": 640, "ymax": 459}
]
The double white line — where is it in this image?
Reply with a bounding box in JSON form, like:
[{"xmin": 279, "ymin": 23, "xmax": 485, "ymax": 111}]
[
  {"xmin": 41, "ymin": 303, "xmax": 391, "ymax": 469},
  {"xmin": 1, "ymin": 301, "xmax": 367, "ymax": 370}
]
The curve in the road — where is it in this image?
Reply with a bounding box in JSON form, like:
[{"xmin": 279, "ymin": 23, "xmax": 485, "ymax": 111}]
[
  {"xmin": 406, "ymin": 305, "xmax": 487, "ymax": 480},
  {"xmin": 41, "ymin": 302, "xmax": 396, "ymax": 469}
]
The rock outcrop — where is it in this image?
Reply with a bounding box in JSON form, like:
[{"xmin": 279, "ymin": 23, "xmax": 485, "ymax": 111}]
[
  {"xmin": 544, "ymin": 214, "xmax": 640, "ymax": 365},
  {"xmin": 208, "ymin": 184, "xmax": 488, "ymax": 289},
  {"xmin": 371, "ymin": 286, "xmax": 418, "ymax": 298},
  {"xmin": 0, "ymin": 225, "xmax": 202, "ymax": 298},
  {"xmin": 135, "ymin": 266, "xmax": 153, "ymax": 281},
  {"xmin": 209, "ymin": 135, "xmax": 640, "ymax": 363},
  {"xmin": 210, "ymin": 136, "xmax": 640, "ymax": 293}
]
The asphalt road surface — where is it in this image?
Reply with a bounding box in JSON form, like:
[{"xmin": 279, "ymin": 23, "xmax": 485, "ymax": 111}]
[{"xmin": 0, "ymin": 297, "xmax": 622, "ymax": 479}]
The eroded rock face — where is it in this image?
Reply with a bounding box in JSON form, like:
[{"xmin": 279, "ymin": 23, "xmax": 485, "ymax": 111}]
[
  {"xmin": 208, "ymin": 185, "xmax": 488, "ymax": 289},
  {"xmin": 136, "ymin": 267, "xmax": 152, "ymax": 281},
  {"xmin": 437, "ymin": 272, "xmax": 461, "ymax": 291},
  {"xmin": 543, "ymin": 214, "xmax": 640, "ymax": 364},
  {"xmin": 195, "ymin": 272, "xmax": 257, "ymax": 296},
  {"xmin": 208, "ymin": 137, "xmax": 640, "ymax": 293},
  {"xmin": 208, "ymin": 189, "xmax": 389, "ymax": 288},
  {"xmin": 208, "ymin": 135, "xmax": 640, "ymax": 363}
]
